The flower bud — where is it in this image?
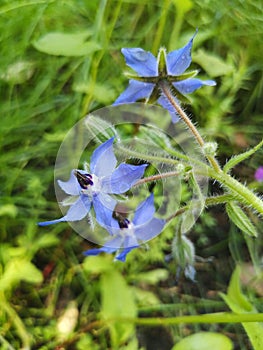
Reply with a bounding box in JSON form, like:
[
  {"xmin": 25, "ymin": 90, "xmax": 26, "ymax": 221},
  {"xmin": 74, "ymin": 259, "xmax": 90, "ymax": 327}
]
[
  {"xmin": 202, "ymin": 142, "xmax": 218, "ymax": 156},
  {"xmin": 176, "ymin": 163, "xmax": 186, "ymax": 175},
  {"xmin": 172, "ymin": 232, "xmax": 196, "ymax": 280}
]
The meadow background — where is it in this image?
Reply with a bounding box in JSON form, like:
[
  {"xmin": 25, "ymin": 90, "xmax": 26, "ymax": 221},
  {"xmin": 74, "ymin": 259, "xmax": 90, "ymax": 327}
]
[{"xmin": 0, "ymin": 0, "xmax": 262, "ymax": 349}]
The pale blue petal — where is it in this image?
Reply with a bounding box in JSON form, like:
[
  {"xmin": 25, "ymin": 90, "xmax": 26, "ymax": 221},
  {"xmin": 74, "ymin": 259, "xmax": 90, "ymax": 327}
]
[
  {"xmin": 174, "ymin": 78, "xmax": 216, "ymax": 94},
  {"xmin": 90, "ymin": 138, "xmax": 117, "ymax": 177},
  {"xmin": 58, "ymin": 170, "xmax": 79, "ymax": 195},
  {"xmin": 101, "ymin": 163, "xmax": 147, "ymax": 194},
  {"xmin": 135, "ymin": 217, "xmax": 165, "ymax": 241},
  {"xmin": 121, "ymin": 48, "xmax": 157, "ymax": 76},
  {"xmin": 113, "ymin": 80, "xmax": 154, "ymax": 105},
  {"xmin": 133, "ymin": 194, "xmax": 155, "ymax": 226},
  {"xmin": 93, "ymin": 193, "xmax": 116, "ymax": 230},
  {"xmin": 38, "ymin": 195, "xmax": 91, "ymax": 226},
  {"xmin": 123, "ymin": 231, "xmax": 139, "ymax": 248},
  {"xmin": 64, "ymin": 195, "xmax": 91, "ymax": 220},
  {"xmin": 166, "ymin": 32, "xmax": 196, "ymax": 75},
  {"xmin": 157, "ymin": 95, "xmax": 180, "ymax": 123}
]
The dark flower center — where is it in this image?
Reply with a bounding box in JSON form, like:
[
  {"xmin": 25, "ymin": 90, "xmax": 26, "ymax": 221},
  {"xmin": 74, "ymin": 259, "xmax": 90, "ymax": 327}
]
[
  {"xmin": 118, "ymin": 218, "xmax": 130, "ymax": 229},
  {"xmin": 74, "ymin": 171, "xmax": 93, "ymax": 189}
]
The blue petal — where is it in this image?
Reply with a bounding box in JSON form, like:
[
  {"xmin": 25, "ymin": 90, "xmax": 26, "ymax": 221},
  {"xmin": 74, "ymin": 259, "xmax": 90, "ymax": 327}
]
[
  {"xmin": 90, "ymin": 138, "xmax": 117, "ymax": 178},
  {"xmin": 113, "ymin": 80, "xmax": 154, "ymax": 105},
  {"xmin": 64, "ymin": 195, "xmax": 91, "ymax": 220},
  {"xmin": 83, "ymin": 246, "xmax": 117, "ymax": 256},
  {"xmin": 121, "ymin": 48, "xmax": 157, "ymax": 76},
  {"xmin": 38, "ymin": 217, "xmax": 66, "ymax": 226},
  {"xmin": 135, "ymin": 217, "xmax": 165, "ymax": 241},
  {"xmin": 106, "ymin": 217, "xmax": 122, "ymax": 236},
  {"xmin": 104, "ymin": 234, "xmax": 123, "ymax": 248},
  {"xmin": 101, "ymin": 163, "xmax": 147, "ymax": 194},
  {"xmin": 93, "ymin": 193, "xmax": 116, "ymax": 230},
  {"xmin": 38, "ymin": 195, "xmax": 91, "ymax": 226},
  {"xmin": 157, "ymin": 95, "xmax": 180, "ymax": 123},
  {"xmin": 174, "ymin": 78, "xmax": 216, "ymax": 94},
  {"xmin": 115, "ymin": 247, "xmax": 136, "ymax": 262},
  {"xmin": 133, "ymin": 194, "xmax": 155, "ymax": 226},
  {"xmin": 58, "ymin": 170, "xmax": 79, "ymax": 195},
  {"xmin": 166, "ymin": 32, "xmax": 196, "ymax": 75},
  {"xmin": 83, "ymin": 235, "xmax": 123, "ymax": 256}
]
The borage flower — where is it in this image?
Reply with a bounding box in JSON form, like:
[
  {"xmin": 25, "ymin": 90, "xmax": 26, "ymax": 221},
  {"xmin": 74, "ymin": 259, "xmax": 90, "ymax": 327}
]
[
  {"xmin": 38, "ymin": 138, "xmax": 147, "ymax": 228},
  {"xmin": 84, "ymin": 194, "xmax": 165, "ymax": 261},
  {"xmin": 114, "ymin": 31, "xmax": 216, "ymax": 122}
]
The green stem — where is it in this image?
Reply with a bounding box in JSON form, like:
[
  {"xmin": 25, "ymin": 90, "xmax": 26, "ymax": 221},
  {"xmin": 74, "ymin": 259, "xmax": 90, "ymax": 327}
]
[
  {"xmin": 117, "ymin": 312, "xmax": 263, "ymax": 326},
  {"xmin": 117, "ymin": 137, "xmax": 263, "ymax": 216},
  {"xmin": 207, "ymin": 169, "xmax": 263, "ymax": 216},
  {"xmin": 159, "ymin": 80, "xmax": 221, "ymax": 173},
  {"xmin": 115, "ymin": 143, "xmax": 180, "ymax": 166},
  {"xmin": 136, "ymin": 165, "xmax": 263, "ymax": 217},
  {"xmin": 134, "ymin": 171, "xmax": 180, "ymax": 186},
  {"xmin": 166, "ymin": 194, "xmax": 234, "ymax": 222}
]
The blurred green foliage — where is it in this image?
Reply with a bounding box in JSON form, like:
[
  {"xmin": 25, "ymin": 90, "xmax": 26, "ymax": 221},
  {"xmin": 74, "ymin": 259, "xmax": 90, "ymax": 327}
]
[{"xmin": 0, "ymin": 0, "xmax": 262, "ymax": 349}]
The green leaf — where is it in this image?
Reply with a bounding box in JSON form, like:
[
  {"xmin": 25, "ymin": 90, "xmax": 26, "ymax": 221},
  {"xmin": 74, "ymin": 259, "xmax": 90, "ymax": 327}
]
[
  {"xmin": 101, "ymin": 269, "xmax": 137, "ymax": 348},
  {"xmin": 226, "ymin": 201, "xmax": 258, "ymax": 237},
  {"xmin": 131, "ymin": 287, "xmax": 160, "ymax": 306},
  {"xmin": 171, "ymin": 332, "xmax": 233, "ymax": 350},
  {"xmin": 0, "ymin": 259, "xmax": 43, "ymax": 291},
  {"xmin": 220, "ymin": 266, "xmax": 263, "ymax": 350},
  {"xmin": 193, "ymin": 49, "xmax": 233, "ymax": 77},
  {"xmin": 0, "ymin": 204, "xmax": 17, "ymax": 217},
  {"xmin": 139, "ymin": 125, "xmax": 172, "ymax": 149},
  {"xmin": 33, "ymin": 30, "xmax": 101, "ymax": 56},
  {"xmin": 0, "ymin": 60, "xmax": 35, "ymax": 84},
  {"xmin": 224, "ymin": 139, "xmax": 263, "ymax": 173},
  {"xmin": 132, "ymin": 269, "xmax": 169, "ymax": 285},
  {"xmin": 34, "ymin": 234, "xmax": 59, "ymax": 249},
  {"xmin": 73, "ymin": 81, "xmax": 116, "ymax": 104},
  {"xmin": 172, "ymin": 0, "xmax": 193, "ymax": 15},
  {"xmin": 222, "ymin": 266, "xmax": 252, "ymax": 311},
  {"xmin": 83, "ymin": 255, "xmax": 113, "ymax": 274}
]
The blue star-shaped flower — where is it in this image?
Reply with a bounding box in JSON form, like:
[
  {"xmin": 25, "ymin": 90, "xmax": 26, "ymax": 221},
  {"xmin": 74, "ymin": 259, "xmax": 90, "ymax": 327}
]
[
  {"xmin": 113, "ymin": 31, "xmax": 216, "ymax": 122},
  {"xmin": 38, "ymin": 138, "xmax": 147, "ymax": 229},
  {"xmin": 83, "ymin": 194, "xmax": 165, "ymax": 261}
]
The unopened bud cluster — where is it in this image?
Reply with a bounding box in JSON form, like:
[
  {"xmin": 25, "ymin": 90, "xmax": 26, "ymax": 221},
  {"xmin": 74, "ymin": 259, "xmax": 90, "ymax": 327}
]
[{"xmin": 202, "ymin": 142, "xmax": 218, "ymax": 156}]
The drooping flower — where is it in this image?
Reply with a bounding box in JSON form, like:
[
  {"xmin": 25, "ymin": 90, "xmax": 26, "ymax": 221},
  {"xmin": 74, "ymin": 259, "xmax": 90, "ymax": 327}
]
[
  {"xmin": 255, "ymin": 166, "xmax": 263, "ymax": 182},
  {"xmin": 113, "ymin": 31, "xmax": 216, "ymax": 122},
  {"xmin": 38, "ymin": 138, "xmax": 147, "ymax": 228},
  {"xmin": 83, "ymin": 194, "xmax": 165, "ymax": 261}
]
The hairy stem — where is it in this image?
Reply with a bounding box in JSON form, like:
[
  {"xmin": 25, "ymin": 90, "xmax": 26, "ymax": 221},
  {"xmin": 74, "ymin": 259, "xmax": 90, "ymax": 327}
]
[
  {"xmin": 159, "ymin": 80, "xmax": 221, "ymax": 172},
  {"xmin": 134, "ymin": 171, "xmax": 180, "ymax": 186},
  {"xmin": 207, "ymin": 169, "xmax": 263, "ymax": 215}
]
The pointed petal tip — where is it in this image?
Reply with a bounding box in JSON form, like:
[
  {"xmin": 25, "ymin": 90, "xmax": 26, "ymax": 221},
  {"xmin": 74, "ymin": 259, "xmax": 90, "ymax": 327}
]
[
  {"xmin": 115, "ymin": 247, "xmax": 136, "ymax": 262},
  {"xmin": 205, "ymin": 80, "xmax": 217, "ymax": 86},
  {"xmin": 38, "ymin": 218, "xmax": 65, "ymax": 226},
  {"xmin": 120, "ymin": 47, "xmax": 157, "ymax": 76}
]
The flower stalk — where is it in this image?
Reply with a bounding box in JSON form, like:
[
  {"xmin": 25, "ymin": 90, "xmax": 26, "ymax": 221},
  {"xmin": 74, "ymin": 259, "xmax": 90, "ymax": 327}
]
[{"xmin": 159, "ymin": 80, "xmax": 221, "ymax": 173}]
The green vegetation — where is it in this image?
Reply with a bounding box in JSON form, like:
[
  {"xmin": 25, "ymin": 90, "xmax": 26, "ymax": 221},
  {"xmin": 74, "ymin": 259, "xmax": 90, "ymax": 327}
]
[{"xmin": 0, "ymin": 0, "xmax": 262, "ymax": 349}]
